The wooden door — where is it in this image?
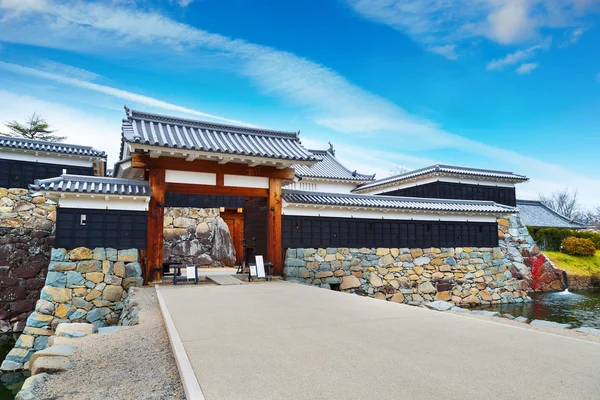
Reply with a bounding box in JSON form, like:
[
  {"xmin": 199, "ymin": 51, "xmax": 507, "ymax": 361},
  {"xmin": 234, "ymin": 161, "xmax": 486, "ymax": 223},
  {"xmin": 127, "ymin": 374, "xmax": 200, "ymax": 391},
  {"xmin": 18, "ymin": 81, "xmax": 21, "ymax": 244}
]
[{"xmin": 221, "ymin": 211, "xmax": 244, "ymax": 265}]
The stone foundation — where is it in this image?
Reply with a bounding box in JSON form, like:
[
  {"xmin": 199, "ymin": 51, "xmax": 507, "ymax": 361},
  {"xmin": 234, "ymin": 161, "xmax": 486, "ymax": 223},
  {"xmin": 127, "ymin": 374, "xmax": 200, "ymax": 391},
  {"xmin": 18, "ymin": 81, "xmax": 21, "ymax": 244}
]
[
  {"xmin": 1, "ymin": 247, "xmax": 143, "ymax": 371},
  {"xmin": 0, "ymin": 188, "xmax": 56, "ymax": 334},
  {"xmin": 163, "ymin": 207, "xmax": 235, "ymax": 266}
]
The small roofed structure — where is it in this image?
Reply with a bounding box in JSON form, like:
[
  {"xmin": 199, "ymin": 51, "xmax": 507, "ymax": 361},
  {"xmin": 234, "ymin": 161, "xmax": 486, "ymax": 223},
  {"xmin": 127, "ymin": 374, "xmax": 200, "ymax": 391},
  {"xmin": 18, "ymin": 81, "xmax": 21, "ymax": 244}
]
[
  {"xmin": 0, "ymin": 135, "xmax": 107, "ymax": 187},
  {"xmin": 516, "ymin": 199, "xmax": 586, "ymax": 230}
]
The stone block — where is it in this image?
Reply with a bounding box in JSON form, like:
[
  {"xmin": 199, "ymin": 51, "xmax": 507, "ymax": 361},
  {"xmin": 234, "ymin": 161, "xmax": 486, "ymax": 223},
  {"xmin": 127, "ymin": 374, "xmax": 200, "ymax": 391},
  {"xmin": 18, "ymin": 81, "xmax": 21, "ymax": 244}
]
[
  {"xmin": 86, "ymin": 307, "xmax": 111, "ymax": 322},
  {"xmin": 35, "ymin": 299, "xmax": 54, "ymax": 315},
  {"xmin": 369, "ymin": 274, "xmax": 383, "ymax": 287},
  {"xmin": 85, "ymin": 272, "xmax": 104, "ymax": 283},
  {"xmin": 6, "ymin": 347, "xmax": 32, "ymax": 363},
  {"xmin": 29, "ymin": 345, "xmax": 74, "ymax": 370},
  {"xmin": 70, "ymin": 247, "xmax": 93, "ymax": 261},
  {"xmin": 23, "ymin": 327, "xmax": 53, "ymax": 336},
  {"xmin": 125, "ymin": 262, "xmax": 142, "ymax": 277},
  {"xmin": 93, "ymin": 248, "xmax": 106, "ymax": 260},
  {"xmin": 1, "ymin": 360, "xmax": 23, "ymax": 372},
  {"xmin": 418, "ymin": 281, "xmax": 436, "ymax": 294},
  {"xmin": 390, "ymin": 292, "xmax": 405, "ymax": 303},
  {"xmin": 76, "ymin": 260, "xmax": 102, "ymax": 273},
  {"xmin": 102, "ymin": 260, "xmax": 113, "ymax": 275},
  {"xmin": 31, "ymin": 356, "xmax": 70, "ymax": 376},
  {"xmin": 54, "ymin": 304, "xmax": 73, "ymax": 319},
  {"xmin": 118, "ymin": 249, "xmax": 138, "ymax": 262},
  {"xmin": 48, "ymin": 262, "xmax": 77, "ymax": 272},
  {"xmin": 106, "ymin": 248, "xmax": 118, "ymax": 261},
  {"xmin": 413, "ymin": 257, "xmax": 431, "ymax": 266},
  {"xmin": 122, "ymin": 277, "xmax": 143, "ymax": 289},
  {"xmin": 104, "ymin": 275, "xmax": 122, "ymax": 286},
  {"xmin": 55, "ymin": 322, "xmax": 96, "ymax": 336},
  {"xmin": 26, "ymin": 312, "xmax": 54, "ymax": 328},
  {"xmin": 45, "ymin": 271, "xmax": 66, "ymax": 288},
  {"xmin": 316, "ymin": 271, "xmax": 333, "ymax": 278},
  {"xmin": 50, "ymin": 248, "xmax": 67, "ymax": 262},
  {"xmin": 15, "ymin": 334, "xmax": 35, "ymax": 348},
  {"xmin": 102, "ymin": 285, "xmax": 123, "ymax": 302},
  {"xmin": 340, "ymin": 275, "xmax": 361, "ymax": 290},
  {"xmin": 85, "ymin": 289, "xmax": 102, "ymax": 301},
  {"xmin": 113, "ymin": 262, "xmax": 126, "ymax": 278},
  {"xmin": 33, "ymin": 336, "xmax": 49, "ymax": 351},
  {"xmin": 66, "ymin": 271, "xmax": 86, "ymax": 288}
]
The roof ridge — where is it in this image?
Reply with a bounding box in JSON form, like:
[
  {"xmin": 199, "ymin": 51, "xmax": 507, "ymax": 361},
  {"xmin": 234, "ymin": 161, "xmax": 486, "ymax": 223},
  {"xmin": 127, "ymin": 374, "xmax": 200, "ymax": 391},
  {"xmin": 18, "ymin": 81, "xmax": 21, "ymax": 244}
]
[
  {"xmin": 282, "ymin": 189, "xmax": 514, "ymax": 208},
  {"xmin": 296, "ymin": 148, "xmax": 376, "ymax": 180},
  {"xmin": 126, "ymin": 108, "xmax": 300, "ymax": 140},
  {"xmin": 0, "ymin": 135, "xmax": 101, "ymax": 151}
]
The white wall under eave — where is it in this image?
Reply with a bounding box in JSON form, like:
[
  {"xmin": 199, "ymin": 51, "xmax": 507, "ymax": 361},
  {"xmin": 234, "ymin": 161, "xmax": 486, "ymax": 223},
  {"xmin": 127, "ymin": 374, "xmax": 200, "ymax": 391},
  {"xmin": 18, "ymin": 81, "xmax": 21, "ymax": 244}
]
[
  {"xmin": 287, "ymin": 179, "xmax": 358, "ymax": 194},
  {"xmin": 59, "ymin": 196, "xmax": 149, "ymax": 211},
  {"xmin": 365, "ymin": 176, "xmax": 516, "ymax": 195},
  {"xmin": 165, "ymin": 170, "xmax": 216, "ymax": 185},
  {"xmin": 0, "ymin": 150, "xmax": 94, "ymax": 168},
  {"xmin": 282, "ymin": 205, "xmax": 500, "ymax": 223}
]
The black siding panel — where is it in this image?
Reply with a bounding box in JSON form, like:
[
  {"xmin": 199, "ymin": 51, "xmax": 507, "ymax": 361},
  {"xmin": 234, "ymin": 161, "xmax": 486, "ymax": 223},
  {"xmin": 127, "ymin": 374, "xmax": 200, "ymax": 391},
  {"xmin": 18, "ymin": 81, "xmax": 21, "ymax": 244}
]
[
  {"xmin": 56, "ymin": 208, "xmax": 147, "ymax": 249},
  {"xmin": 282, "ymin": 216, "xmax": 498, "ymax": 249},
  {"xmin": 381, "ymin": 181, "xmax": 516, "ymax": 207},
  {"xmin": 0, "ymin": 159, "xmax": 94, "ymax": 189}
]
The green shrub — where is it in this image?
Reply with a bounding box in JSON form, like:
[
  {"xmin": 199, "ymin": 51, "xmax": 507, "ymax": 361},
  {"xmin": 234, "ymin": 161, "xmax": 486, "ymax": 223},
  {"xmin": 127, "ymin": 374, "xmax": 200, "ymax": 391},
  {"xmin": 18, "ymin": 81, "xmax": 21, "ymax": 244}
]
[
  {"xmin": 561, "ymin": 237, "xmax": 596, "ymax": 256},
  {"xmin": 530, "ymin": 228, "xmax": 600, "ymax": 251}
]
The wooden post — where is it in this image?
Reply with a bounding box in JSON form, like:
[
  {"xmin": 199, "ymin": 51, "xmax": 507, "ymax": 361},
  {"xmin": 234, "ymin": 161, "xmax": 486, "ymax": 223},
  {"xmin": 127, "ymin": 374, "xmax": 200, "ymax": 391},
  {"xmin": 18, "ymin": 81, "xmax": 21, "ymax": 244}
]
[
  {"xmin": 146, "ymin": 168, "xmax": 165, "ymax": 284},
  {"xmin": 267, "ymin": 177, "xmax": 283, "ymax": 275}
]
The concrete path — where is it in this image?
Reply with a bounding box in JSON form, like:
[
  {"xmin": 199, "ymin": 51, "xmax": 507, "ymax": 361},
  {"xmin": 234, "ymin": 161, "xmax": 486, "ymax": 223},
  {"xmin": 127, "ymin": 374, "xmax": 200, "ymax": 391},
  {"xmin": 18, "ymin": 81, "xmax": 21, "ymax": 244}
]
[{"xmin": 159, "ymin": 282, "xmax": 600, "ymax": 400}]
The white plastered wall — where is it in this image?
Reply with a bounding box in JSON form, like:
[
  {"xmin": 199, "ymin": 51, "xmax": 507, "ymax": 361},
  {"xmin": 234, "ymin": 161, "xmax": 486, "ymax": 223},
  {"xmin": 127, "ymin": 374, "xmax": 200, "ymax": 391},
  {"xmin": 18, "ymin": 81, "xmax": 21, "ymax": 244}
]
[{"xmin": 0, "ymin": 150, "xmax": 94, "ymax": 168}]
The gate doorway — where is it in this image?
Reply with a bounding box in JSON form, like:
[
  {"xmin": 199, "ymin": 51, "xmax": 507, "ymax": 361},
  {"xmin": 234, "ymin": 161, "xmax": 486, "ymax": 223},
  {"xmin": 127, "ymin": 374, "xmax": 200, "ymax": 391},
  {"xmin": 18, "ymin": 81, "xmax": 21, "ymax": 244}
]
[{"xmin": 220, "ymin": 210, "xmax": 245, "ymax": 265}]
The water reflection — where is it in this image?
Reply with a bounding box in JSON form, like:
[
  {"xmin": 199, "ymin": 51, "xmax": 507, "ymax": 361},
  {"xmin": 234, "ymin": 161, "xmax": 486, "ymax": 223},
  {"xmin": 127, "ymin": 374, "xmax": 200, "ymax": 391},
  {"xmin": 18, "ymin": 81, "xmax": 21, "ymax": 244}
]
[
  {"xmin": 0, "ymin": 334, "xmax": 25, "ymax": 400},
  {"xmin": 485, "ymin": 290, "xmax": 600, "ymax": 328}
]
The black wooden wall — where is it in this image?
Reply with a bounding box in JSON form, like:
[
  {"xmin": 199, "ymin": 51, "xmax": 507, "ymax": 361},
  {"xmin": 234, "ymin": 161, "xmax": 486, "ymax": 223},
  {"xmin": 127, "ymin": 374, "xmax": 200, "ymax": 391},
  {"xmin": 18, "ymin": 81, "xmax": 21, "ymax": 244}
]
[
  {"xmin": 165, "ymin": 192, "xmax": 246, "ymax": 209},
  {"xmin": 56, "ymin": 208, "xmax": 148, "ymax": 250},
  {"xmin": 381, "ymin": 181, "xmax": 516, "ymax": 207},
  {"xmin": 0, "ymin": 159, "xmax": 94, "ymax": 189},
  {"xmin": 244, "ymin": 198, "xmax": 267, "ymax": 261},
  {"xmin": 282, "ymin": 216, "xmax": 498, "ymax": 249}
]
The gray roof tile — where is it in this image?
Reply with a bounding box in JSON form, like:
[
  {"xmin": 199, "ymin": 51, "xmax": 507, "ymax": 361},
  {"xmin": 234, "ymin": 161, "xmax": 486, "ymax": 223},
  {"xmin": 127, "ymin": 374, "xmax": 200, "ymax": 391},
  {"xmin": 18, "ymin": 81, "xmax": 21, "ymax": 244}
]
[
  {"xmin": 31, "ymin": 175, "xmax": 150, "ymax": 196},
  {"xmin": 0, "ymin": 135, "xmax": 106, "ymax": 158},
  {"xmin": 516, "ymin": 200, "xmax": 586, "ymax": 229},
  {"xmin": 283, "ymin": 190, "xmax": 516, "ymax": 214},
  {"xmin": 354, "ymin": 164, "xmax": 528, "ymax": 192},
  {"xmin": 121, "ymin": 108, "xmax": 317, "ymax": 163},
  {"xmin": 293, "ymin": 149, "xmax": 375, "ymax": 182}
]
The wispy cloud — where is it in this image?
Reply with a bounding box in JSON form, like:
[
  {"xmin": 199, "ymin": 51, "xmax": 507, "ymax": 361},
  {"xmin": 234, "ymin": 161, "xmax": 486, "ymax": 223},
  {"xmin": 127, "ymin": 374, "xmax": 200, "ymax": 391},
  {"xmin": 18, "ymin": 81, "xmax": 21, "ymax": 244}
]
[
  {"xmin": 486, "ymin": 38, "xmax": 551, "ymax": 71},
  {"xmin": 345, "ymin": 0, "xmax": 599, "ymax": 59},
  {"xmin": 0, "ymin": 61, "xmax": 253, "ymax": 126},
  {"xmin": 516, "ymin": 62, "xmax": 539, "ymax": 74},
  {"xmin": 1, "ymin": 1, "xmax": 600, "ymax": 205},
  {"xmin": 427, "ymin": 44, "xmax": 458, "ymax": 60},
  {"xmin": 559, "ymin": 26, "xmax": 587, "ymax": 47}
]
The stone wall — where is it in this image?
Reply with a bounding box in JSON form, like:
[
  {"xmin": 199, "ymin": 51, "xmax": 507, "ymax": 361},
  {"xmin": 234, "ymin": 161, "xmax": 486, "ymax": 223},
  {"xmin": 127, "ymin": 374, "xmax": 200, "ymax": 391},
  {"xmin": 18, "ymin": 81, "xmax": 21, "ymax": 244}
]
[
  {"xmin": 1, "ymin": 247, "xmax": 143, "ymax": 371},
  {"xmin": 283, "ymin": 215, "xmax": 546, "ymax": 307},
  {"xmin": 0, "ymin": 188, "xmax": 56, "ymax": 334},
  {"xmin": 163, "ymin": 207, "xmax": 235, "ymax": 266}
]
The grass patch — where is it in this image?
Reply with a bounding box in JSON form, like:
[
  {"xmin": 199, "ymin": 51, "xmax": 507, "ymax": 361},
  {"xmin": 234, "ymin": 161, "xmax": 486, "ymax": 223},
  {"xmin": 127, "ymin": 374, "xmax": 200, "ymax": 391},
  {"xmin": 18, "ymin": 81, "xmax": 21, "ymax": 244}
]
[{"xmin": 545, "ymin": 250, "xmax": 600, "ymax": 277}]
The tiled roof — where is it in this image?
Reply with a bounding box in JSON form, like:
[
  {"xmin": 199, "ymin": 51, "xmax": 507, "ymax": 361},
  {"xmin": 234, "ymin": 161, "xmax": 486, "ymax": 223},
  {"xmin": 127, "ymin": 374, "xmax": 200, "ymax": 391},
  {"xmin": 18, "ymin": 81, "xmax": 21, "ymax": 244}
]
[
  {"xmin": 293, "ymin": 149, "xmax": 375, "ymax": 182},
  {"xmin": 516, "ymin": 200, "xmax": 586, "ymax": 229},
  {"xmin": 31, "ymin": 175, "xmax": 150, "ymax": 197},
  {"xmin": 283, "ymin": 190, "xmax": 516, "ymax": 214},
  {"xmin": 121, "ymin": 108, "xmax": 317, "ymax": 163},
  {"xmin": 354, "ymin": 164, "xmax": 528, "ymax": 193},
  {"xmin": 0, "ymin": 135, "xmax": 106, "ymax": 158}
]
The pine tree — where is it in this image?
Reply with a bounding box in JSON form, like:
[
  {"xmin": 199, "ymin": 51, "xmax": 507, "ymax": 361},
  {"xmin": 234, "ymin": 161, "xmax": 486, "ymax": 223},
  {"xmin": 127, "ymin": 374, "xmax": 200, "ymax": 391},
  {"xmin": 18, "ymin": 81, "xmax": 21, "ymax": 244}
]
[{"xmin": 2, "ymin": 113, "xmax": 66, "ymax": 142}]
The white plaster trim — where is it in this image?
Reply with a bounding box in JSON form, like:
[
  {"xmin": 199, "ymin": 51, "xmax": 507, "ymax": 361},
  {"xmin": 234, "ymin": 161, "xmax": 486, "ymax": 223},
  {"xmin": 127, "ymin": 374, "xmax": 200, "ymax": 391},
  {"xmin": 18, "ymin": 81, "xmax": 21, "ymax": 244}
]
[
  {"xmin": 0, "ymin": 150, "xmax": 95, "ymax": 167},
  {"xmin": 128, "ymin": 143, "xmax": 313, "ymax": 168},
  {"xmin": 283, "ymin": 204, "xmax": 500, "ymax": 222},
  {"xmin": 287, "ymin": 179, "xmax": 358, "ymax": 194},
  {"xmin": 56, "ymin": 195, "xmax": 149, "ymax": 211},
  {"xmin": 165, "ymin": 170, "xmax": 216, "ymax": 185},
  {"xmin": 224, "ymin": 174, "xmax": 269, "ymax": 189},
  {"xmin": 155, "ymin": 286, "xmax": 206, "ymax": 400}
]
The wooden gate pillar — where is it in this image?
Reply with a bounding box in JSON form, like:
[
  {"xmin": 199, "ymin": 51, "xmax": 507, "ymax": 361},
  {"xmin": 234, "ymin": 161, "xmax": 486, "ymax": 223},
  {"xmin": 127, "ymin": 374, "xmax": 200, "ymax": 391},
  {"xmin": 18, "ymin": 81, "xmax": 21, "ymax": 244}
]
[
  {"xmin": 146, "ymin": 168, "xmax": 165, "ymax": 284},
  {"xmin": 267, "ymin": 177, "xmax": 283, "ymax": 275}
]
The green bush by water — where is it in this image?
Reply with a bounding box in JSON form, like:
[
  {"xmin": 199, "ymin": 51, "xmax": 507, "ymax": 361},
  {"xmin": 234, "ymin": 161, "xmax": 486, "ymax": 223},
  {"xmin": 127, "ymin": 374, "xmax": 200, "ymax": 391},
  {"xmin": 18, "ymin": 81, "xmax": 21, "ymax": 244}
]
[{"xmin": 529, "ymin": 227, "xmax": 600, "ymax": 251}]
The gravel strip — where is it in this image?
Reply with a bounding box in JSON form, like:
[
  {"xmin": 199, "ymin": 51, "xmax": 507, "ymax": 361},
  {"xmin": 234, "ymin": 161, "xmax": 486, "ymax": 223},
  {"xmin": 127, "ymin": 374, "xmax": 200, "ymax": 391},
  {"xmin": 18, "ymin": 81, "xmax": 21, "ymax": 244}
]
[
  {"xmin": 34, "ymin": 287, "xmax": 186, "ymax": 400},
  {"xmin": 447, "ymin": 310, "xmax": 600, "ymax": 344}
]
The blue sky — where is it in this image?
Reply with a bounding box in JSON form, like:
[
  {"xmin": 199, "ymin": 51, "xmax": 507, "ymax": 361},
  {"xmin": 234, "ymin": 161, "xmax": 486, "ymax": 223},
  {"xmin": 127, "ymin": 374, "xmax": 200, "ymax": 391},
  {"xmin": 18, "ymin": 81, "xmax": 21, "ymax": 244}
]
[{"xmin": 0, "ymin": 0, "xmax": 599, "ymax": 204}]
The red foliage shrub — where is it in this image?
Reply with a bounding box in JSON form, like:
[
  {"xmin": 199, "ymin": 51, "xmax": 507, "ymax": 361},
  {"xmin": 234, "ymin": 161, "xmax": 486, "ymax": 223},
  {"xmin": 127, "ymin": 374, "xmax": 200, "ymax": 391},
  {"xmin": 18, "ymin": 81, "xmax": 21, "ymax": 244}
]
[
  {"xmin": 529, "ymin": 254, "xmax": 547, "ymax": 290},
  {"xmin": 561, "ymin": 237, "xmax": 596, "ymax": 257}
]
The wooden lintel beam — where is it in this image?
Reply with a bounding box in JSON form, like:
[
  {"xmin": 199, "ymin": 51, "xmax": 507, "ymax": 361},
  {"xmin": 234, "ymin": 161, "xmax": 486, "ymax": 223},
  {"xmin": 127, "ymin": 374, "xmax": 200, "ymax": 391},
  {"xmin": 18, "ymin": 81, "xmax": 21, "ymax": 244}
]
[
  {"xmin": 132, "ymin": 154, "xmax": 295, "ymax": 180},
  {"xmin": 166, "ymin": 182, "xmax": 269, "ymax": 197}
]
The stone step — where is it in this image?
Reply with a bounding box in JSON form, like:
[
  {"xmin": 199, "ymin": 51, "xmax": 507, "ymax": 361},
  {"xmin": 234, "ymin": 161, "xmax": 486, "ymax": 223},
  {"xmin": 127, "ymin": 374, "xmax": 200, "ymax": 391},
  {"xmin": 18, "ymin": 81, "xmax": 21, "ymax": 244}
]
[{"xmin": 207, "ymin": 275, "xmax": 245, "ymax": 286}]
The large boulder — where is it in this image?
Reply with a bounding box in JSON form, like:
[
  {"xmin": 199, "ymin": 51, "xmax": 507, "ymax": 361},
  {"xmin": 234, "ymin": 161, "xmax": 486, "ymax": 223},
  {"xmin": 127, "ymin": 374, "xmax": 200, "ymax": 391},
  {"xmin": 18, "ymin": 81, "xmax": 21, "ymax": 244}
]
[{"xmin": 209, "ymin": 218, "xmax": 236, "ymax": 266}]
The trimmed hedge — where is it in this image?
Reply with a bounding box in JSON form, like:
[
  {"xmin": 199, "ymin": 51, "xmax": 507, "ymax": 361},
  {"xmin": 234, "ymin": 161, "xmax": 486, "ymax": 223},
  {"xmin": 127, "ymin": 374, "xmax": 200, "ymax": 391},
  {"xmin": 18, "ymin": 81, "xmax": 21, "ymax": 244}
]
[
  {"xmin": 561, "ymin": 237, "xmax": 596, "ymax": 257},
  {"xmin": 529, "ymin": 228, "xmax": 600, "ymax": 251}
]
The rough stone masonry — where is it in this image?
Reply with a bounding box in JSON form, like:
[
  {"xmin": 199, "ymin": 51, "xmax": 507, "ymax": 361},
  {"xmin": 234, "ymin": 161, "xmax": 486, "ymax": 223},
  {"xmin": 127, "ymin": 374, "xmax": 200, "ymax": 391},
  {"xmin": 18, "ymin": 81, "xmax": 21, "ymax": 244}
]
[
  {"xmin": 0, "ymin": 187, "xmax": 56, "ymax": 334},
  {"xmin": 1, "ymin": 247, "xmax": 143, "ymax": 372},
  {"xmin": 283, "ymin": 215, "xmax": 561, "ymax": 307}
]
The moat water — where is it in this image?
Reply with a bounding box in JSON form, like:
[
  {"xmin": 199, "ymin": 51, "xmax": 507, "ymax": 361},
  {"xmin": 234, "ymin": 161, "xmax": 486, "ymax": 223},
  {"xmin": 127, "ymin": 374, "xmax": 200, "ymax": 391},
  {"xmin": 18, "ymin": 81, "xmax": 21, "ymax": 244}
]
[
  {"xmin": 485, "ymin": 290, "xmax": 600, "ymax": 329},
  {"xmin": 0, "ymin": 335, "xmax": 25, "ymax": 400}
]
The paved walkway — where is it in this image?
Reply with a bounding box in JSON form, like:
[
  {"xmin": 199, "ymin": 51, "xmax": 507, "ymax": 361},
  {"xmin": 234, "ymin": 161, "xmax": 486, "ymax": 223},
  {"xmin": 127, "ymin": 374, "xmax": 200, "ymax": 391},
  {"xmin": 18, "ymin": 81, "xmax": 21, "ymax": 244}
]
[{"xmin": 159, "ymin": 282, "xmax": 600, "ymax": 400}]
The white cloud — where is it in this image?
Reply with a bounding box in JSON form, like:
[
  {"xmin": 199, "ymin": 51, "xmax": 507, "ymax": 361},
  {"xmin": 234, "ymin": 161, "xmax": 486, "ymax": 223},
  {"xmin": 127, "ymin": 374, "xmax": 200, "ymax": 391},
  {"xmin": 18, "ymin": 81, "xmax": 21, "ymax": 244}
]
[
  {"xmin": 427, "ymin": 44, "xmax": 458, "ymax": 60},
  {"xmin": 175, "ymin": 0, "xmax": 195, "ymax": 6},
  {"xmin": 1, "ymin": 1, "xmax": 600, "ymax": 205},
  {"xmin": 486, "ymin": 38, "xmax": 551, "ymax": 70},
  {"xmin": 346, "ymin": 0, "xmax": 600, "ymax": 56},
  {"xmin": 0, "ymin": 61, "xmax": 253, "ymax": 126},
  {"xmin": 560, "ymin": 26, "xmax": 587, "ymax": 46},
  {"xmin": 516, "ymin": 62, "xmax": 539, "ymax": 74}
]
